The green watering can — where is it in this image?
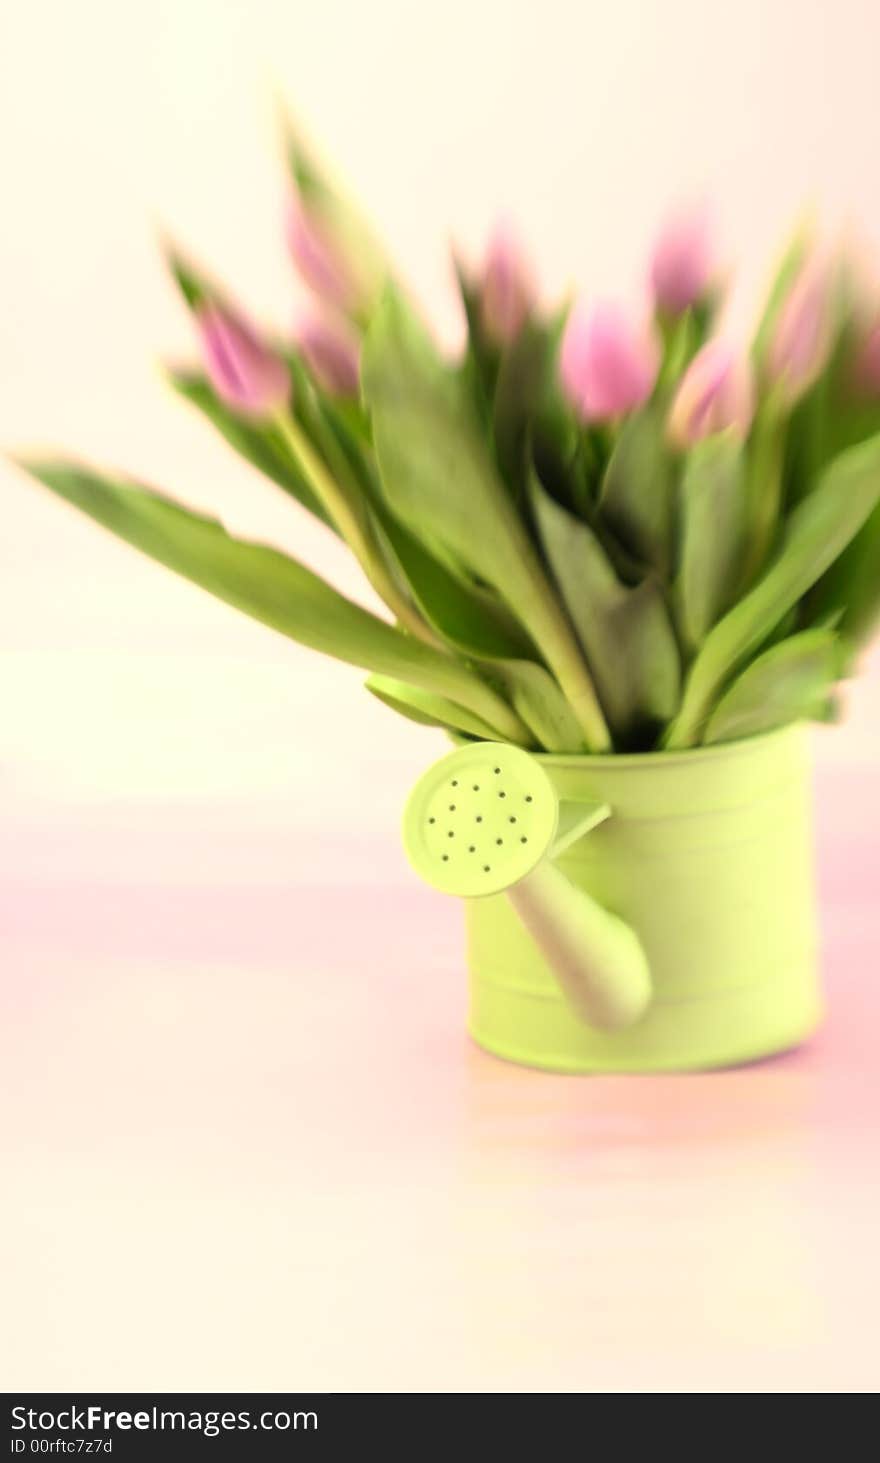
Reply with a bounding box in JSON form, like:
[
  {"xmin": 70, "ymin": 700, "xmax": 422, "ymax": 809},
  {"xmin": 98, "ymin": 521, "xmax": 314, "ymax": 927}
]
[{"xmin": 403, "ymin": 726, "xmax": 822, "ymax": 1072}]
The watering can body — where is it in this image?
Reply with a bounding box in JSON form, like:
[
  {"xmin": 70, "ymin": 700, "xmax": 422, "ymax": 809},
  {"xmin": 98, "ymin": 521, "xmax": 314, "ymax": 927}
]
[{"xmin": 464, "ymin": 724, "xmax": 821, "ymax": 1072}]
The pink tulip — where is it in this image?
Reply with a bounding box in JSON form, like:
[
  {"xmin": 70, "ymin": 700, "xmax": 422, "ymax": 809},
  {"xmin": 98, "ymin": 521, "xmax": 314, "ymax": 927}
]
[
  {"xmin": 196, "ymin": 302, "xmax": 290, "ymax": 419},
  {"xmin": 479, "ymin": 223, "xmax": 534, "ymax": 344},
  {"xmin": 560, "ymin": 303, "xmax": 660, "ymax": 421},
  {"xmin": 296, "ymin": 315, "xmax": 360, "ymax": 396},
  {"xmin": 650, "ymin": 208, "xmax": 715, "ymax": 317},
  {"xmin": 668, "ymin": 340, "xmax": 754, "ymax": 447},
  {"xmin": 766, "ymin": 256, "xmax": 833, "ymax": 403},
  {"xmin": 286, "ymin": 197, "xmax": 369, "ymax": 317}
]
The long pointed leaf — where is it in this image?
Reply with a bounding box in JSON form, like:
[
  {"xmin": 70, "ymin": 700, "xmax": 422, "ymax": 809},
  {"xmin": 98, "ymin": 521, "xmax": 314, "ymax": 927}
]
[
  {"xmin": 751, "ymin": 223, "xmax": 812, "ymax": 368},
  {"xmin": 810, "ymin": 499, "xmax": 880, "ymax": 654},
  {"xmin": 492, "ymin": 317, "xmax": 573, "ymax": 497},
  {"xmin": 818, "ymin": 503, "xmax": 877, "ymax": 652},
  {"xmin": 703, "ymin": 629, "xmax": 840, "ymax": 744},
  {"xmin": 374, "ymin": 509, "xmax": 535, "ymax": 661},
  {"xmin": 18, "ymin": 459, "xmax": 531, "ymax": 744},
  {"xmin": 531, "ymin": 467, "xmax": 681, "ymax": 747},
  {"xmin": 489, "ymin": 660, "xmax": 586, "ymax": 753},
  {"xmin": 599, "ymin": 407, "xmax": 677, "ymax": 575},
  {"xmin": 666, "ymin": 432, "xmax": 880, "ymax": 747},
  {"xmin": 361, "ymin": 290, "xmax": 610, "ymax": 749},
  {"xmin": 676, "ymin": 434, "xmax": 748, "ymax": 649},
  {"xmin": 452, "ymin": 251, "xmax": 496, "ymax": 428},
  {"xmin": 284, "ymin": 355, "xmax": 533, "ymax": 659},
  {"xmin": 366, "ymin": 676, "xmax": 508, "ymax": 741}
]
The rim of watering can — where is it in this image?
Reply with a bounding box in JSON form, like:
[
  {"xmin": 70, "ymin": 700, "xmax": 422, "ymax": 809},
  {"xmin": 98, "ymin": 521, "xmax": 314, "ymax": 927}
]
[{"xmin": 451, "ymin": 721, "xmax": 806, "ymax": 771}]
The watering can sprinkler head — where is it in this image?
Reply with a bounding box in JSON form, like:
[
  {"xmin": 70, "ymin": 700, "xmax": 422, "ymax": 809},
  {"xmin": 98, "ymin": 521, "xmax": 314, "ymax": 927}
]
[{"xmin": 403, "ymin": 743, "xmax": 652, "ymax": 1033}]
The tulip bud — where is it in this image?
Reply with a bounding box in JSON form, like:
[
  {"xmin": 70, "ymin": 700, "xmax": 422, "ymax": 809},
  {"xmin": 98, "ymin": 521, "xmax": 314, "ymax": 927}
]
[
  {"xmin": 286, "ymin": 196, "xmax": 383, "ymax": 322},
  {"xmin": 668, "ymin": 339, "xmax": 754, "ymax": 447},
  {"xmin": 478, "ymin": 223, "xmax": 534, "ymax": 345},
  {"xmin": 196, "ymin": 302, "xmax": 290, "ymax": 419},
  {"xmin": 296, "ymin": 314, "xmax": 360, "ymax": 396},
  {"xmin": 650, "ymin": 208, "xmax": 715, "ymax": 316},
  {"xmin": 283, "ymin": 117, "xmax": 388, "ymax": 322},
  {"xmin": 560, "ymin": 303, "xmax": 660, "ymax": 421},
  {"xmin": 287, "ymin": 199, "xmax": 356, "ymax": 310},
  {"xmin": 765, "ymin": 255, "xmax": 833, "ymax": 404}
]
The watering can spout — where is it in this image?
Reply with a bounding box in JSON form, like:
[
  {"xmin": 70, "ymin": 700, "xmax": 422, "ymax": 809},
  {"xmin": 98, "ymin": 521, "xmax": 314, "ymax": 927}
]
[
  {"xmin": 507, "ymin": 859, "xmax": 651, "ymax": 1031},
  {"xmin": 403, "ymin": 743, "xmax": 652, "ymax": 1033}
]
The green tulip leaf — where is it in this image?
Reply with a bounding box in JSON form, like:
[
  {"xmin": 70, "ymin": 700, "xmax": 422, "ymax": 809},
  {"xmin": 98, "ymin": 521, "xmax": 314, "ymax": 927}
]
[
  {"xmin": 492, "ymin": 318, "xmax": 573, "ymax": 498},
  {"xmin": 703, "ymin": 629, "xmax": 841, "ymax": 744},
  {"xmin": 773, "ymin": 279, "xmax": 878, "ymax": 516},
  {"xmin": 666, "ymin": 431, "xmax": 880, "ymax": 747},
  {"xmin": 452, "ymin": 251, "xmax": 496, "ymax": 423},
  {"xmin": 17, "ymin": 459, "xmax": 531, "ymax": 745},
  {"xmin": 676, "ymin": 434, "xmax": 748, "ymax": 649},
  {"xmin": 165, "ymin": 244, "xmax": 216, "ymax": 312},
  {"xmin": 286, "ymin": 353, "xmax": 532, "ymax": 659},
  {"xmin": 366, "ymin": 676, "xmax": 507, "ymax": 741},
  {"xmin": 530, "ymin": 466, "xmax": 681, "ymax": 747},
  {"xmin": 599, "ymin": 406, "xmax": 678, "ymax": 575},
  {"xmin": 751, "ymin": 224, "xmax": 812, "ymax": 370},
  {"xmin": 374, "ymin": 510, "xmax": 536, "ymax": 661},
  {"xmin": 361, "ymin": 288, "xmax": 610, "ymax": 749},
  {"xmin": 281, "ymin": 354, "xmax": 531, "ymax": 658},
  {"xmin": 805, "ymin": 499, "xmax": 880, "ymax": 657},
  {"xmin": 489, "ymin": 660, "xmax": 586, "ymax": 753}
]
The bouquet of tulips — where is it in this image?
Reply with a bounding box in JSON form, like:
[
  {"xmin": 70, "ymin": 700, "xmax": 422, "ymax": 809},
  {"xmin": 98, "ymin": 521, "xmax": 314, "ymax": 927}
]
[{"xmin": 17, "ymin": 125, "xmax": 880, "ymax": 754}]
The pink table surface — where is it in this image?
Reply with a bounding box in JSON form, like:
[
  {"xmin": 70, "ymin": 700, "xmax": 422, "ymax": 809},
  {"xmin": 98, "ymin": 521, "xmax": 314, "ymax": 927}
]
[{"xmin": 1, "ymin": 488, "xmax": 879, "ymax": 1393}]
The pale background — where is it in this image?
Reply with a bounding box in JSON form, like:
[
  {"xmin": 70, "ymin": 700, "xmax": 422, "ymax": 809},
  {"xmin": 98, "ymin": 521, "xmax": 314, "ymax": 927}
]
[{"xmin": 2, "ymin": 0, "xmax": 880, "ymax": 1394}]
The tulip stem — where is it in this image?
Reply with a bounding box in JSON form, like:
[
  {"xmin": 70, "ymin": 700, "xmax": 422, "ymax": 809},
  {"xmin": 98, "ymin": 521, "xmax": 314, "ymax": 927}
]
[
  {"xmin": 740, "ymin": 400, "xmax": 786, "ymax": 588},
  {"xmin": 656, "ymin": 310, "xmax": 695, "ymax": 392},
  {"xmin": 273, "ymin": 410, "xmax": 438, "ymax": 646}
]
